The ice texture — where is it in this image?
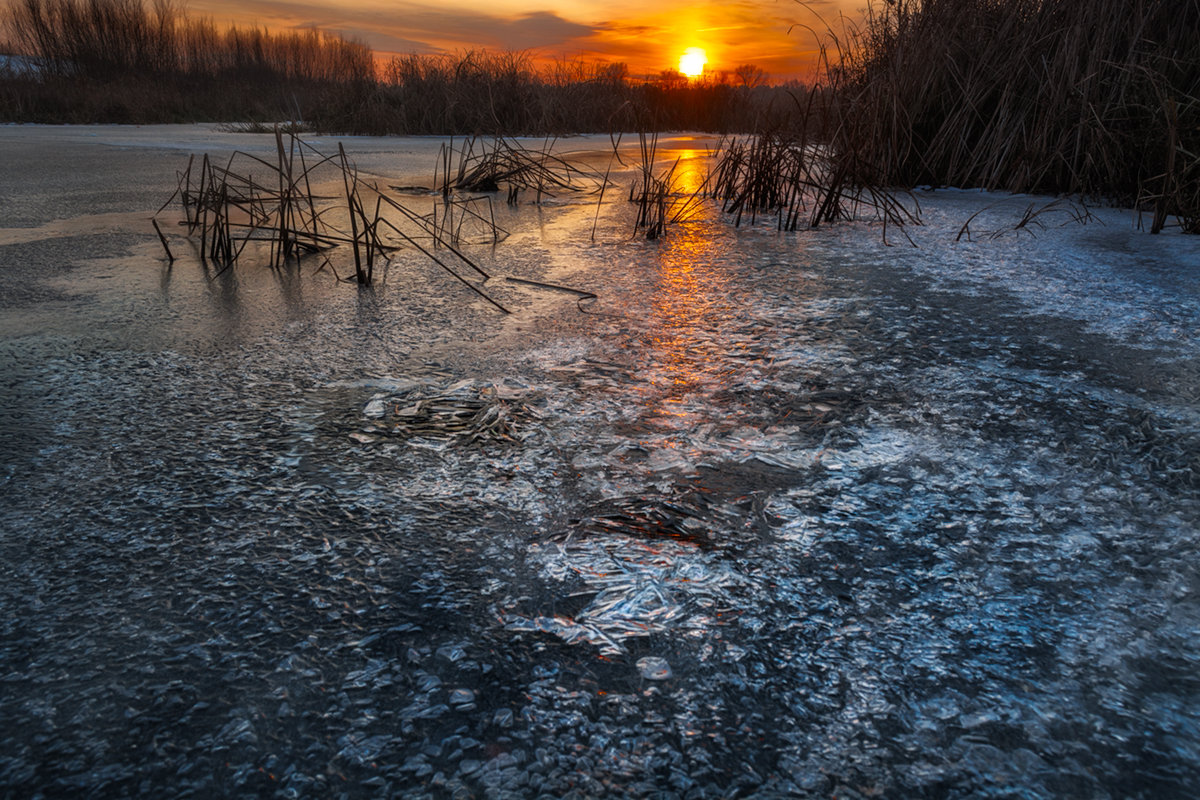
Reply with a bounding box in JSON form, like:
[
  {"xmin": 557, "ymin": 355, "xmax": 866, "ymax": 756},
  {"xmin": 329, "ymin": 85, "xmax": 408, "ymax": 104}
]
[{"xmin": 0, "ymin": 128, "xmax": 1198, "ymax": 797}]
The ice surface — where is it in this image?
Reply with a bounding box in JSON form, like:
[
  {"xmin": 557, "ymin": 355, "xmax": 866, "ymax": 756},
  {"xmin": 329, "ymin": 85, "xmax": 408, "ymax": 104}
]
[{"xmin": 0, "ymin": 127, "xmax": 1198, "ymax": 797}]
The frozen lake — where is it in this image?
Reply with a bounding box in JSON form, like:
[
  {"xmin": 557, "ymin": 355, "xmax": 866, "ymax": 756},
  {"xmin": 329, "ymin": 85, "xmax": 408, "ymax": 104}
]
[{"xmin": 1, "ymin": 125, "xmax": 1199, "ymax": 797}]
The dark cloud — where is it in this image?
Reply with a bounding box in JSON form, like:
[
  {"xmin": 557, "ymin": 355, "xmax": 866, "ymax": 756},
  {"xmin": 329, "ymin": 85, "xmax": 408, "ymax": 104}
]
[
  {"xmin": 487, "ymin": 11, "xmax": 595, "ymax": 49},
  {"xmin": 369, "ymin": 5, "xmax": 596, "ymax": 50},
  {"xmin": 199, "ymin": 1, "xmax": 598, "ymax": 54},
  {"xmin": 596, "ymin": 22, "xmax": 660, "ymax": 36},
  {"xmin": 349, "ymin": 29, "xmax": 442, "ymax": 56}
]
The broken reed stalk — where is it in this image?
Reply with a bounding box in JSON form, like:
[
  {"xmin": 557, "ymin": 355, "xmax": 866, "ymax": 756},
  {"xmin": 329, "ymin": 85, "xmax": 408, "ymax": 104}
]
[
  {"xmin": 369, "ymin": 190, "xmax": 509, "ymax": 312},
  {"xmin": 156, "ymin": 131, "xmax": 513, "ymax": 311},
  {"xmin": 274, "ymin": 127, "xmax": 294, "ymax": 266},
  {"xmin": 150, "ymin": 218, "xmax": 174, "ymax": 262},
  {"xmin": 294, "ymin": 140, "xmax": 325, "ymax": 256},
  {"xmin": 430, "ymin": 196, "xmax": 506, "ymax": 246},
  {"xmin": 372, "ymin": 212, "xmax": 509, "ymax": 313},
  {"xmin": 444, "ymin": 135, "xmax": 603, "ymax": 201},
  {"xmin": 505, "ymin": 276, "xmax": 597, "ymax": 312},
  {"xmin": 436, "ymin": 137, "xmax": 455, "ymax": 200},
  {"xmin": 338, "ymin": 142, "xmax": 368, "ymax": 284},
  {"xmin": 591, "ymin": 133, "xmax": 623, "ymax": 241}
]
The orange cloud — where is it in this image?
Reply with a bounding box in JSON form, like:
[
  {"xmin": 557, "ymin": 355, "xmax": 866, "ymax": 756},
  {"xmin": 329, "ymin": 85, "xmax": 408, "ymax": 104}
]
[{"xmin": 183, "ymin": 0, "xmax": 858, "ymax": 80}]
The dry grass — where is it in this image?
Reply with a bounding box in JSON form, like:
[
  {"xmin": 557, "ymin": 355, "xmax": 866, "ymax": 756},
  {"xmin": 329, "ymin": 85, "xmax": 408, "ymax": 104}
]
[
  {"xmin": 822, "ymin": 0, "xmax": 1200, "ymax": 231},
  {"xmin": 9, "ymin": 0, "xmax": 1191, "ymax": 237},
  {"xmin": 157, "ymin": 130, "xmax": 511, "ymax": 310},
  {"xmin": 709, "ymin": 131, "xmax": 917, "ymax": 239},
  {"xmin": 437, "ymin": 135, "xmax": 603, "ymax": 202},
  {"xmin": 5, "ymin": 0, "xmax": 374, "ymax": 82},
  {"xmin": 0, "ymin": 0, "xmax": 373, "ymax": 122}
]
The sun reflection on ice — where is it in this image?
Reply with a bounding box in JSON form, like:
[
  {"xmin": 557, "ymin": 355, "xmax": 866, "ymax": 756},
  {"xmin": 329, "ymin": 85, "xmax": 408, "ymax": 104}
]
[
  {"xmin": 670, "ymin": 148, "xmax": 708, "ymax": 197},
  {"xmin": 642, "ymin": 212, "xmax": 735, "ymax": 442}
]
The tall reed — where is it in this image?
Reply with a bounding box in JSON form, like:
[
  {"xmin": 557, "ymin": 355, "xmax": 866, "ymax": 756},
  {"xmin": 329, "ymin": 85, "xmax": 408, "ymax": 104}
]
[
  {"xmin": 823, "ymin": 0, "xmax": 1200, "ymax": 231},
  {"xmin": 5, "ymin": 0, "xmax": 375, "ymax": 82},
  {"xmin": 1, "ymin": 0, "xmax": 374, "ymax": 122}
]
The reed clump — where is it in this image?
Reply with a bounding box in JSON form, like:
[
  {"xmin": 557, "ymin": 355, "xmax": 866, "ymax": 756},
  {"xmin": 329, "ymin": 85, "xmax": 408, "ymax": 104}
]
[
  {"xmin": 709, "ymin": 131, "xmax": 916, "ymax": 238},
  {"xmin": 628, "ymin": 132, "xmax": 676, "ymax": 240},
  {"xmin": 158, "ymin": 130, "xmax": 511, "ymax": 311},
  {"xmin": 436, "ymin": 135, "xmax": 603, "ymax": 202},
  {"xmin": 824, "ymin": 0, "xmax": 1200, "ymax": 232}
]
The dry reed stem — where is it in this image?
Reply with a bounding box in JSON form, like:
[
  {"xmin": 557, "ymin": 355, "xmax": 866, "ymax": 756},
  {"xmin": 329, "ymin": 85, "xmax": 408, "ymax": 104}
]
[{"xmin": 155, "ymin": 131, "xmax": 512, "ymax": 311}]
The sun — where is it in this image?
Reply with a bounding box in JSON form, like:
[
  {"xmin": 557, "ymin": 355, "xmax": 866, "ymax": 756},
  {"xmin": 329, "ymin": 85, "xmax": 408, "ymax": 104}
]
[{"xmin": 678, "ymin": 47, "xmax": 707, "ymax": 78}]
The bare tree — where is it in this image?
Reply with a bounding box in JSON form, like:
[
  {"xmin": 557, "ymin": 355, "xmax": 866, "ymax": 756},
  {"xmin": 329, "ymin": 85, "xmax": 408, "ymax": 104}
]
[{"xmin": 734, "ymin": 63, "xmax": 767, "ymax": 89}]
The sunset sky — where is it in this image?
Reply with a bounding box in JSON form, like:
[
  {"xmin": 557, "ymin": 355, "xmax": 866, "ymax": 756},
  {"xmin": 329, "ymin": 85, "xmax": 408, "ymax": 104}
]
[{"xmin": 182, "ymin": 0, "xmax": 861, "ymax": 80}]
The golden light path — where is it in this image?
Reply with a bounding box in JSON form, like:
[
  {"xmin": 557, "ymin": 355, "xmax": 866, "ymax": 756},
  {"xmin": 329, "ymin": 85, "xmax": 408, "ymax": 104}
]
[
  {"xmin": 643, "ymin": 149, "xmax": 732, "ymax": 439},
  {"xmin": 678, "ymin": 47, "xmax": 708, "ymax": 77}
]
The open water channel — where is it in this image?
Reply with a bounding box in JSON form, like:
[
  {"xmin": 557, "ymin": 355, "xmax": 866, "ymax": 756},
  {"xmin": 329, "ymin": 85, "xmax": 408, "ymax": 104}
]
[{"xmin": 1, "ymin": 126, "xmax": 1199, "ymax": 797}]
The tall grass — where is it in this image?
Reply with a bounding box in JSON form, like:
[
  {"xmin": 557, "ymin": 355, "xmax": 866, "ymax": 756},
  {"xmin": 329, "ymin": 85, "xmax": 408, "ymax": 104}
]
[
  {"xmin": 823, "ymin": 0, "xmax": 1200, "ymax": 231},
  {"xmin": 1, "ymin": 0, "xmax": 375, "ymax": 122},
  {"xmin": 5, "ymin": 0, "xmax": 374, "ymax": 82}
]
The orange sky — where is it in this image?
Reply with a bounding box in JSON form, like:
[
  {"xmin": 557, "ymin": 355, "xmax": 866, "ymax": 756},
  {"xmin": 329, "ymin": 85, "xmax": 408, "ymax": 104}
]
[{"xmin": 182, "ymin": 0, "xmax": 862, "ymax": 81}]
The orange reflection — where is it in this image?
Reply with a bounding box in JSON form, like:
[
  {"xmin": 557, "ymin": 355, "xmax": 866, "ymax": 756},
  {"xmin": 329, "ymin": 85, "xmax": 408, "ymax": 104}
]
[
  {"xmin": 670, "ymin": 148, "xmax": 708, "ymax": 197},
  {"xmin": 642, "ymin": 213, "xmax": 732, "ymax": 435}
]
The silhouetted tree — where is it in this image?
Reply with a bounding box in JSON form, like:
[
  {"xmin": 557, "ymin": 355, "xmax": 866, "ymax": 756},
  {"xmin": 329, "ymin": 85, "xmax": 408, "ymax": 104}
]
[{"xmin": 735, "ymin": 63, "xmax": 768, "ymax": 88}]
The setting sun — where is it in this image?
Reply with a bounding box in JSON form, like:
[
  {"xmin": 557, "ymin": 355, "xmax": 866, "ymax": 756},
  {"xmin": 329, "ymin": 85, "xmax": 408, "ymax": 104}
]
[{"xmin": 678, "ymin": 47, "xmax": 708, "ymax": 78}]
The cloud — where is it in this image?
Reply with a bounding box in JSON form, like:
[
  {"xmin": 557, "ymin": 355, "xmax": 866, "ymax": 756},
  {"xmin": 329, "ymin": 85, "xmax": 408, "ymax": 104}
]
[
  {"xmin": 348, "ymin": 30, "xmax": 442, "ymax": 56},
  {"xmin": 181, "ymin": 0, "xmax": 850, "ymax": 77},
  {"xmin": 487, "ymin": 11, "xmax": 596, "ymax": 49},
  {"xmin": 189, "ymin": 1, "xmax": 599, "ymax": 54}
]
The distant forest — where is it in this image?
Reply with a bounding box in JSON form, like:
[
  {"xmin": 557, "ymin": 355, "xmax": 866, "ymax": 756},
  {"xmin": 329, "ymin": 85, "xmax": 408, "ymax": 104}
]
[
  {"xmin": 1, "ymin": 0, "xmax": 1196, "ymax": 229},
  {"xmin": 0, "ymin": 0, "xmax": 804, "ymax": 133}
]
